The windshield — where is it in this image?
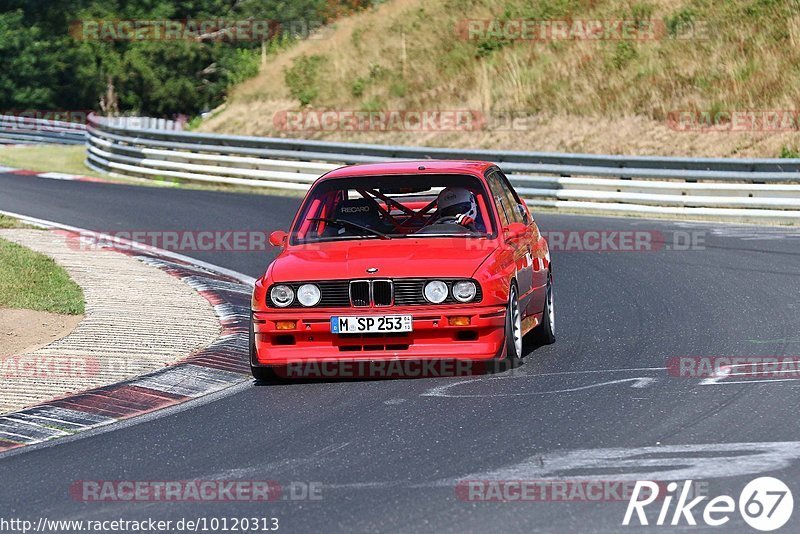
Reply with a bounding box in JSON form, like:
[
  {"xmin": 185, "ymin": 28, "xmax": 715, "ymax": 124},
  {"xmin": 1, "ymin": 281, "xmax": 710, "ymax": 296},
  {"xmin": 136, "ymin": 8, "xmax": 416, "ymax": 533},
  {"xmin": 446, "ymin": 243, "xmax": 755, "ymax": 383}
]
[{"xmin": 290, "ymin": 174, "xmax": 496, "ymax": 245}]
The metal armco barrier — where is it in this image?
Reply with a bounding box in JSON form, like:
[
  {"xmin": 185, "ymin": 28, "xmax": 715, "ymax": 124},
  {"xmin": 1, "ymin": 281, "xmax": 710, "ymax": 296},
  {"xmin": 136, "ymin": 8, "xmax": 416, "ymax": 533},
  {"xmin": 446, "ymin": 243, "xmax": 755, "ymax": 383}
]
[
  {"xmin": 0, "ymin": 114, "xmax": 87, "ymax": 145},
  {"xmin": 85, "ymin": 113, "xmax": 800, "ymax": 221}
]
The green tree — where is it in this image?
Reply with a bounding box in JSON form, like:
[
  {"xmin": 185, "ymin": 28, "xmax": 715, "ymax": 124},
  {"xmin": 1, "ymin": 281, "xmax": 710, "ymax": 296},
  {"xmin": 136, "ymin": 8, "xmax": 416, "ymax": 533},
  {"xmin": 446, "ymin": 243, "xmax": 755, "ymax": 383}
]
[{"xmin": 0, "ymin": 0, "xmax": 374, "ymax": 116}]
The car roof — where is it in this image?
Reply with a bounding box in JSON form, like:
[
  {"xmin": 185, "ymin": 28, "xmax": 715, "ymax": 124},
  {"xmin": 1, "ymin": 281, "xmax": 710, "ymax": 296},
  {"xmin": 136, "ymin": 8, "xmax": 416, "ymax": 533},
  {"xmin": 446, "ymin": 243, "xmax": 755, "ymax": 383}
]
[{"xmin": 320, "ymin": 160, "xmax": 497, "ymax": 181}]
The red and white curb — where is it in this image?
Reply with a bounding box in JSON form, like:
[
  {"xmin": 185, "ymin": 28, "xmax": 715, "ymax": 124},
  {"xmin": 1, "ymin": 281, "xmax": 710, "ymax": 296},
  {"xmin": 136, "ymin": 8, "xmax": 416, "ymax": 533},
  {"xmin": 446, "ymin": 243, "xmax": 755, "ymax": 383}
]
[
  {"xmin": 0, "ymin": 166, "xmax": 110, "ymax": 183},
  {"xmin": 0, "ymin": 214, "xmax": 254, "ymax": 454}
]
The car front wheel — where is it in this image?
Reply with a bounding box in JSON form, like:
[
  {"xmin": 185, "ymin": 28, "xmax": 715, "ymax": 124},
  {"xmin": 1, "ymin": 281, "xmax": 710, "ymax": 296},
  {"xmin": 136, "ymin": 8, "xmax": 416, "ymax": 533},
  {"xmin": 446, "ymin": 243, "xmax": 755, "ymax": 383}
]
[
  {"xmin": 504, "ymin": 284, "xmax": 524, "ymax": 368},
  {"xmin": 530, "ymin": 273, "xmax": 555, "ymax": 345}
]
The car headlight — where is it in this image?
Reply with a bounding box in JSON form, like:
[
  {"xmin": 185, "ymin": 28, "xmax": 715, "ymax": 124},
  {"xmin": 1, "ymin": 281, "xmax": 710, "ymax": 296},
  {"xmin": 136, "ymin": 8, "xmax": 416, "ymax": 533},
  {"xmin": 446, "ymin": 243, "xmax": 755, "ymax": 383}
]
[
  {"xmin": 453, "ymin": 280, "xmax": 477, "ymax": 303},
  {"xmin": 270, "ymin": 285, "xmax": 295, "ymax": 307},
  {"xmin": 296, "ymin": 283, "xmax": 321, "ymax": 307},
  {"xmin": 424, "ymin": 280, "xmax": 448, "ymax": 304}
]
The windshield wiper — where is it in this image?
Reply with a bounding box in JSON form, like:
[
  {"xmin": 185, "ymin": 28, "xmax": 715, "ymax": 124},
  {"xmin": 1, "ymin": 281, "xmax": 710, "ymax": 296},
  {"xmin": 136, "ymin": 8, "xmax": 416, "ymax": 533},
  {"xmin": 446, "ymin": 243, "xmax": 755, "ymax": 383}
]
[{"xmin": 308, "ymin": 218, "xmax": 392, "ymax": 240}]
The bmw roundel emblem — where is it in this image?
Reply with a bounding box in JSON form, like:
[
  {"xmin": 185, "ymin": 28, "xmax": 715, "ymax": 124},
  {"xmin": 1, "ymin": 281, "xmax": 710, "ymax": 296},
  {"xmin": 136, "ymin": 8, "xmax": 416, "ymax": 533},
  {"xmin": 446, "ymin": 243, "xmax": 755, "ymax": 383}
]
[{"xmin": 367, "ymin": 267, "xmax": 379, "ymax": 273}]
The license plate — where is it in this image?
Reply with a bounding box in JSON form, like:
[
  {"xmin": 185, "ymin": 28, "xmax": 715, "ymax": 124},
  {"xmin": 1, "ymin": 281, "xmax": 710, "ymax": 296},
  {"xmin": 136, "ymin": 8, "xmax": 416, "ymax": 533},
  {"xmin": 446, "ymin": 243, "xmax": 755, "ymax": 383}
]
[{"xmin": 331, "ymin": 315, "xmax": 413, "ymax": 334}]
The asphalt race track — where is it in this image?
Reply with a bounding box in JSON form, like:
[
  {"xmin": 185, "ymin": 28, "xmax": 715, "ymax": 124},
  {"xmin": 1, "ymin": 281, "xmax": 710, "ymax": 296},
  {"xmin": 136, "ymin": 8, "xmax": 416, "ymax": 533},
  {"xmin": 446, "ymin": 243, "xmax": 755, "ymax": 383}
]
[{"xmin": 2, "ymin": 172, "xmax": 800, "ymax": 532}]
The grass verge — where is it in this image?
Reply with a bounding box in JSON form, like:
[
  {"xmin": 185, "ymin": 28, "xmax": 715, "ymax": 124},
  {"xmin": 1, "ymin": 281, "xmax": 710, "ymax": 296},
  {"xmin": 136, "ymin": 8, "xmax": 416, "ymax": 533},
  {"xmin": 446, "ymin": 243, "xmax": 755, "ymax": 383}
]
[
  {"xmin": 0, "ymin": 215, "xmax": 39, "ymax": 230},
  {"xmin": 0, "ymin": 237, "xmax": 85, "ymax": 314},
  {"xmin": 0, "ymin": 145, "xmax": 106, "ymax": 179}
]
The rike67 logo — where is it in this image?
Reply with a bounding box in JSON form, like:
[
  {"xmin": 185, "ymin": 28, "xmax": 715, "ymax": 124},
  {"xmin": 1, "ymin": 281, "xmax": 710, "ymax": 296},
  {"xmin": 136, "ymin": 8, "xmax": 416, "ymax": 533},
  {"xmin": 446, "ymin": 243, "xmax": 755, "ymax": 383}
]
[{"xmin": 623, "ymin": 477, "xmax": 793, "ymax": 531}]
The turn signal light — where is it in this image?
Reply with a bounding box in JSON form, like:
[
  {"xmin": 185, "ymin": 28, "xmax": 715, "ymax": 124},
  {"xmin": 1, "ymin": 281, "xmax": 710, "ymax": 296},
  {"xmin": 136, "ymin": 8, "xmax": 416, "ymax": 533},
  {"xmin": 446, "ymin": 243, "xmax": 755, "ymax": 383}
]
[
  {"xmin": 275, "ymin": 321, "xmax": 297, "ymax": 330},
  {"xmin": 448, "ymin": 316, "xmax": 471, "ymax": 326}
]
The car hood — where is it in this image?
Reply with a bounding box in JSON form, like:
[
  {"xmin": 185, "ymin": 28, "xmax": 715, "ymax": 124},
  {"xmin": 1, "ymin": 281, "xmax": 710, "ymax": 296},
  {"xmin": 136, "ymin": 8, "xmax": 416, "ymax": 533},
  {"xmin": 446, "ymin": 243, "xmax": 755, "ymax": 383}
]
[{"xmin": 271, "ymin": 238, "xmax": 495, "ymax": 281}]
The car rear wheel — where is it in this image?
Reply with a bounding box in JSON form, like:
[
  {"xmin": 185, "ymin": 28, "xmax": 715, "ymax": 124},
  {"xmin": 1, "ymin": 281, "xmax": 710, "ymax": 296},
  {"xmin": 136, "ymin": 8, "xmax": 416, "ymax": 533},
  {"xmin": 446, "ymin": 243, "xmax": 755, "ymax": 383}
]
[
  {"xmin": 530, "ymin": 272, "xmax": 555, "ymax": 345},
  {"xmin": 504, "ymin": 284, "xmax": 524, "ymax": 368}
]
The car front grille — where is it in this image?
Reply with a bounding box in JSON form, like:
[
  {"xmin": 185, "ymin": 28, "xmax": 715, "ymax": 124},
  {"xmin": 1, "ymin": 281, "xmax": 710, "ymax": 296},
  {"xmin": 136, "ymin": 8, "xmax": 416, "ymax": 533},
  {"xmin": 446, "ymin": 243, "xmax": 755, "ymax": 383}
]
[
  {"xmin": 393, "ymin": 280, "xmax": 428, "ymax": 305},
  {"xmin": 317, "ymin": 281, "xmax": 352, "ymax": 307},
  {"xmin": 393, "ymin": 279, "xmax": 483, "ymax": 305},
  {"xmin": 372, "ymin": 280, "xmax": 393, "ymax": 306},
  {"xmin": 268, "ymin": 279, "xmax": 481, "ymax": 308},
  {"xmin": 349, "ymin": 281, "xmax": 371, "ymax": 307}
]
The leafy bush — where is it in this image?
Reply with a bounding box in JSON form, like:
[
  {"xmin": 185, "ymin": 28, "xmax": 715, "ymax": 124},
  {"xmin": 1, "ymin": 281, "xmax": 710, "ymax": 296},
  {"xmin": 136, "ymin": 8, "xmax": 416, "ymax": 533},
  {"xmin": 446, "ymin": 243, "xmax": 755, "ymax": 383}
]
[
  {"xmin": 476, "ymin": 37, "xmax": 509, "ymax": 58},
  {"xmin": 780, "ymin": 146, "xmax": 800, "ymax": 159},
  {"xmin": 664, "ymin": 8, "xmax": 698, "ymax": 38},
  {"xmin": 0, "ymin": 1, "xmax": 375, "ymax": 117},
  {"xmin": 284, "ymin": 54, "xmax": 325, "ymax": 106},
  {"xmin": 351, "ymin": 77, "xmax": 367, "ymax": 97},
  {"xmin": 611, "ymin": 41, "xmax": 637, "ymax": 70}
]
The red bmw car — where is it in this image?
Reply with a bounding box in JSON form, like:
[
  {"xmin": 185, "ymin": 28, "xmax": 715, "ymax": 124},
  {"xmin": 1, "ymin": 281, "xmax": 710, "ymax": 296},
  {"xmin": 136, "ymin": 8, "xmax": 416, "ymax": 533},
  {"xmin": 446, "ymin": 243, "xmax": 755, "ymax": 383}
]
[{"xmin": 250, "ymin": 161, "xmax": 554, "ymax": 379}]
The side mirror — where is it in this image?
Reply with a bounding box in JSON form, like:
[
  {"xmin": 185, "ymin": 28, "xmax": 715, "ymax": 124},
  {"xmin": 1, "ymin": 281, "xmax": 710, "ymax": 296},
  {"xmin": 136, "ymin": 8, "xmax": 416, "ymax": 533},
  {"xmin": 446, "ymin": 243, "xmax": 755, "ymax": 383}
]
[
  {"xmin": 516, "ymin": 203, "xmax": 530, "ymax": 224},
  {"xmin": 503, "ymin": 222, "xmax": 527, "ymax": 240},
  {"xmin": 269, "ymin": 230, "xmax": 288, "ymax": 247}
]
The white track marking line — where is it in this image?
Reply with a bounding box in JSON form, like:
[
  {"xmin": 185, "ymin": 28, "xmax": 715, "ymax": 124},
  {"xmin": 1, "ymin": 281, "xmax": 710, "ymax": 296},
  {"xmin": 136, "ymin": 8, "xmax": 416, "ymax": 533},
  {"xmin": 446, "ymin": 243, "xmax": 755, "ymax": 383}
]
[
  {"xmin": 709, "ymin": 378, "xmax": 800, "ymax": 385},
  {"xmin": 463, "ymin": 441, "xmax": 800, "ymax": 482},
  {"xmin": 504, "ymin": 366, "xmax": 667, "ymax": 378},
  {"xmin": 421, "ymin": 366, "xmax": 666, "ymax": 397},
  {"xmin": 699, "ymin": 365, "xmax": 731, "ymax": 385},
  {"xmin": 250, "ymin": 440, "xmax": 800, "ymax": 493},
  {"xmin": 728, "ymin": 369, "xmax": 800, "ymax": 377},
  {"xmin": 37, "ymin": 172, "xmax": 83, "ymax": 180},
  {"xmin": 700, "ymin": 361, "xmax": 800, "ymax": 385},
  {"xmin": 423, "ymin": 376, "xmax": 657, "ymax": 398}
]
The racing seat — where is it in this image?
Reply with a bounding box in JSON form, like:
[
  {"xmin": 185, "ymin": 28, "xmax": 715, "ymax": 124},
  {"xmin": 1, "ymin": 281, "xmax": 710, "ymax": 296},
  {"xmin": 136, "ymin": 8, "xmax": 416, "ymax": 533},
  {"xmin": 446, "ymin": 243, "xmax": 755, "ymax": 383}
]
[{"xmin": 321, "ymin": 198, "xmax": 391, "ymax": 237}]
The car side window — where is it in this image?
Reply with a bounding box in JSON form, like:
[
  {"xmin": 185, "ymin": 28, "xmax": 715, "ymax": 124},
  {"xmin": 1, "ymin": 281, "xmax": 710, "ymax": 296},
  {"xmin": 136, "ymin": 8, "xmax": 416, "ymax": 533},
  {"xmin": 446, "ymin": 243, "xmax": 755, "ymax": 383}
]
[
  {"xmin": 485, "ymin": 170, "xmax": 510, "ymax": 226},
  {"xmin": 495, "ymin": 171, "xmax": 528, "ymax": 224}
]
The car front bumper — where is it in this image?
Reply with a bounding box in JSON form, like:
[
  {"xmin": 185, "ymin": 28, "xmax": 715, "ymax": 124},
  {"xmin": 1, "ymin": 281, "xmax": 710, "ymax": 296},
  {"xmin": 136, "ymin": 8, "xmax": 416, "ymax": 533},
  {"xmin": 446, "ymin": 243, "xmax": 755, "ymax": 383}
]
[{"xmin": 251, "ymin": 304, "xmax": 507, "ymax": 370}]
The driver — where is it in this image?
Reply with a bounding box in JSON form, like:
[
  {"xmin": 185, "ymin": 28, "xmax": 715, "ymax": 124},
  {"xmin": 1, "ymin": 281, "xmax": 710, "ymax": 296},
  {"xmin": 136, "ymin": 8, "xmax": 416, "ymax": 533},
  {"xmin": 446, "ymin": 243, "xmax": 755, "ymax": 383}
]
[{"xmin": 433, "ymin": 187, "xmax": 479, "ymax": 230}]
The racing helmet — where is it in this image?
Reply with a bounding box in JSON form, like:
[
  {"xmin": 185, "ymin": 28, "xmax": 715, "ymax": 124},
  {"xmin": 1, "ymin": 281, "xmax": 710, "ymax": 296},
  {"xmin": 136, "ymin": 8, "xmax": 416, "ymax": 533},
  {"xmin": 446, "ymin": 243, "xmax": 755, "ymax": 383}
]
[{"xmin": 437, "ymin": 187, "xmax": 478, "ymax": 223}]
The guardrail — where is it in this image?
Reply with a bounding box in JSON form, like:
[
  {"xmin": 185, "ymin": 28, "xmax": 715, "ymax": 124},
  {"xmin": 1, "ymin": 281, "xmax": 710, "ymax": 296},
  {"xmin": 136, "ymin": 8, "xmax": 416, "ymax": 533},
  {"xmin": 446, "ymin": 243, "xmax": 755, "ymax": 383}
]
[
  {"xmin": 86, "ymin": 113, "xmax": 800, "ymax": 221},
  {"xmin": 0, "ymin": 114, "xmax": 183, "ymax": 146},
  {"xmin": 0, "ymin": 115, "xmax": 87, "ymax": 145}
]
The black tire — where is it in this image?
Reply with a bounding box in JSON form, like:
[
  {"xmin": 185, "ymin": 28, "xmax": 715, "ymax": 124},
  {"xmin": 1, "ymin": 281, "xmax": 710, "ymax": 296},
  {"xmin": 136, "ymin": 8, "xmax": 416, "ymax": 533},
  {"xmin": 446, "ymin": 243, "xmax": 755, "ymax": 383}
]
[
  {"xmin": 251, "ymin": 365, "xmax": 277, "ymax": 381},
  {"xmin": 530, "ymin": 272, "xmax": 556, "ymax": 346},
  {"xmin": 250, "ymin": 315, "xmax": 278, "ymax": 381},
  {"xmin": 504, "ymin": 284, "xmax": 524, "ymax": 369}
]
